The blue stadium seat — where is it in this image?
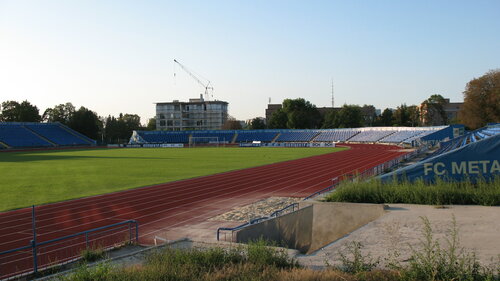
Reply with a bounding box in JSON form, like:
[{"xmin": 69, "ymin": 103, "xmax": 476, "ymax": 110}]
[
  {"xmin": 379, "ymin": 130, "xmax": 432, "ymax": 143},
  {"xmin": 0, "ymin": 124, "xmax": 52, "ymax": 148},
  {"xmin": 423, "ymin": 125, "xmax": 500, "ymax": 160},
  {"xmin": 137, "ymin": 131, "xmax": 191, "ymax": 143},
  {"xmin": 349, "ymin": 130, "xmax": 395, "ymax": 142},
  {"xmin": 313, "ymin": 130, "xmax": 359, "ymax": 142},
  {"xmin": 25, "ymin": 124, "xmax": 90, "ymax": 146},
  {"xmin": 235, "ymin": 131, "xmax": 278, "ymax": 142},
  {"xmin": 275, "ymin": 131, "xmax": 319, "ymax": 142}
]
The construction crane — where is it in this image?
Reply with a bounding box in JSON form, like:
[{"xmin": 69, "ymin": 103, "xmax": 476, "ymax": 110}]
[{"xmin": 173, "ymin": 59, "xmax": 213, "ymax": 100}]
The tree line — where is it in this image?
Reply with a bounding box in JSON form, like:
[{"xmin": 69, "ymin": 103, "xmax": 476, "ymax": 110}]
[
  {"xmin": 260, "ymin": 69, "xmax": 499, "ymax": 130},
  {"xmin": 1, "ymin": 69, "xmax": 498, "ymax": 139},
  {"xmin": 263, "ymin": 100, "xmax": 423, "ymax": 130},
  {"xmin": 0, "ymin": 101, "xmax": 156, "ymax": 143}
]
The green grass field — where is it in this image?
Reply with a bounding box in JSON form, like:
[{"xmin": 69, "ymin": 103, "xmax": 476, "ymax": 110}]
[{"xmin": 0, "ymin": 147, "xmax": 345, "ymax": 211}]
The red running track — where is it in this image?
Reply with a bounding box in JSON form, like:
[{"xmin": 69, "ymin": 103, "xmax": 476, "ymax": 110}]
[{"xmin": 0, "ymin": 144, "xmax": 407, "ymax": 278}]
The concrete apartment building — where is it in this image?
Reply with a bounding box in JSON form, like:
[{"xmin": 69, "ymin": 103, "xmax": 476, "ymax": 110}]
[{"xmin": 156, "ymin": 95, "xmax": 228, "ymax": 130}]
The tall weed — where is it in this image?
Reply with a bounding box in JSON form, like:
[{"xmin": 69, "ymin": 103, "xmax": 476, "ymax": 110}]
[{"xmin": 325, "ymin": 176, "xmax": 500, "ymax": 206}]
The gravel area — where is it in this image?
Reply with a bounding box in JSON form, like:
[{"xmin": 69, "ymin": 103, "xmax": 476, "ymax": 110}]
[{"xmin": 209, "ymin": 197, "xmax": 303, "ymax": 222}]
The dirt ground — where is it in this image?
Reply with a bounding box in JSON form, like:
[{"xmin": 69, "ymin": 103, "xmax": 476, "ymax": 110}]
[{"xmin": 297, "ymin": 204, "xmax": 500, "ymax": 269}]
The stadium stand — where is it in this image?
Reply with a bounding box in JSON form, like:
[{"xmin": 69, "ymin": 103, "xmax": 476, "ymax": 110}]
[
  {"xmin": 25, "ymin": 124, "xmax": 90, "ymax": 146},
  {"xmin": 190, "ymin": 131, "xmax": 235, "ymax": 143},
  {"xmin": 135, "ymin": 131, "xmax": 190, "ymax": 143},
  {"xmin": 129, "ymin": 126, "xmax": 453, "ymax": 147},
  {"xmin": 313, "ymin": 130, "xmax": 359, "ymax": 142},
  {"xmin": 424, "ymin": 125, "xmax": 500, "ymax": 160},
  {"xmin": 275, "ymin": 131, "xmax": 319, "ymax": 142},
  {"xmin": 235, "ymin": 131, "xmax": 278, "ymax": 142},
  {"xmin": 402, "ymin": 130, "xmax": 435, "ymax": 145},
  {"xmin": 348, "ymin": 130, "xmax": 395, "ymax": 142},
  {"xmin": 0, "ymin": 124, "xmax": 53, "ymax": 148},
  {"xmin": 381, "ymin": 133, "xmax": 500, "ymax": 183},
  {"xmin": 379, "ymin": 130, "xmax": 433, "ymax": 144},
  {"xmin": 0, "ymin": 122, "xmax": 94, "ymax": 148}
]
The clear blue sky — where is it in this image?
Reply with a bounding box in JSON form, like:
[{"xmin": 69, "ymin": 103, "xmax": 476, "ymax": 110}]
[{"xmin": 1, "ymin": 0, "xmax": 499, "ymax": 123}]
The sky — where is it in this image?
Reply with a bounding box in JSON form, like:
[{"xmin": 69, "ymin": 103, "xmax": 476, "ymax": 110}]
[{"xmin": 1, "ymin": 0, "xmax": 499, "ymax": 124}]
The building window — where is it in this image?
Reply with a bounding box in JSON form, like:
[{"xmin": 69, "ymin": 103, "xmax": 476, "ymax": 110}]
[
  {"xmin": 167, "ymin": 120, "xmax": 173, "ymax": 126},
  {"xmin": 160, "ymin": 120, "xmax": 166, "ymax": 126}
]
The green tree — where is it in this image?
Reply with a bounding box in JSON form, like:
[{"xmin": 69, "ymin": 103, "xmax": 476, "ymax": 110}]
[
  {"xmin": 104, "ymin": 115, "xmax": 119, "ymax": 143},
  {"xmin": 249, "ymin": 117, "xmax": 266, "ymax": 129},
  {"xmin": 334, "ymin": 105, "xmax": 363, "ymax": 128},
  {"xmin": 268, "ymin": 98, "xmax": 322, "ymax": 129},
  {"xmin": 42, "ymin": 102, "xmax": 75, "ymax": 124},
  {"xmin": 321, "ymin": 109, "xmax": 337, "ymax": 128},
  {"xmin": 421, "ymin": 94, "xmax": 447, "ymax": 126},
  {"xmin": 376, "ymin": 108, "xmax": 394, "ymax": 126},
  {"xmin": 68, "ymin": 107, "xmax": 101, "ymax": 140},
  {"xmin": 408, "ymin": 105, "xmax": 420, "ymax": 127},
  {"xmin": 361, "ymin": 105, "xmax": 376, "ymax": 127},
  {"xmin": 104, "ymin": 113, "xmax": 143, "ymax": 143},
  {"xmin": 393, "ymin": 104, "xmax": 410, "ymax": 126},
  {"xmin": 268, "ymin": 109, "xmax": 288, "ymax": 129},
  {"xmin": 122, "ymin": 114, "xmax": 142, "ymax": 133},
  {"xmin": 146, "ymin": 117, "xmax": 156, "ymax": 130},
  {"xmin": 283, "ymin": 98, "xmax": 322, "ymax": 129},
  {"xmin": 459, "ymin": 69, "xmax": 500, "ymax": 129},
  {"xmin": 0, "ymin": 100, "xmax": 41, "ymax": 122}
]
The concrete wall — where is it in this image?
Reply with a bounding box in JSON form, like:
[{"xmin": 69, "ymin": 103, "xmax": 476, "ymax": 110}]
[
  {"xmin": 235, "ymin": 205, "xmax": 314, "ymax": 253},
  {"xmin": 308, "ymin": 202, "xmax": 386, "ymax": 253},
  {"xmin": 235, "ymin": 202, "xmax": 386, "ymax": 254}
]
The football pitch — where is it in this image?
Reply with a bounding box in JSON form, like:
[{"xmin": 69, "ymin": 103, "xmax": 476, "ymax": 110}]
[{"xmin": 0, "ymin": 147, "xmax": 345, "ymax": 211}]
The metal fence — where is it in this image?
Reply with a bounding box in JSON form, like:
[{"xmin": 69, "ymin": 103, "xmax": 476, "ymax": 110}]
[{"xmin": 0, "ymin": 206, "xmax": 138, "ymax": 280}]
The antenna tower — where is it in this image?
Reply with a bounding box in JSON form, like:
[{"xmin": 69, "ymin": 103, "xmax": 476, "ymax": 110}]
[{"xmin": 331, "ymin": 79, "xmax": 334, "ymax": 108}]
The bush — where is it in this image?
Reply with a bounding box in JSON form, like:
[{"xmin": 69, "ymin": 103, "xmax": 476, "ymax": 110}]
[
  {"xmin": 246, "ymin": 239, "xmax": 298, "ymax": 269},
  {"xmin": 80, "ymin": 247, "xmax": 105, "ymax": 263},
  {"xmin": 338, "ymin": 241, "xmax": 379, "ymax": 274}
]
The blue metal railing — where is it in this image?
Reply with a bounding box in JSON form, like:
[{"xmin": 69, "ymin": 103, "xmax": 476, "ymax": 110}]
[
  {"xmin": 0, "ymin": 217, "xmax": 138, "ymax": 280},
  {"xmin": 269, "ymin": 202, "xmax": 299, "ymax": 217}
]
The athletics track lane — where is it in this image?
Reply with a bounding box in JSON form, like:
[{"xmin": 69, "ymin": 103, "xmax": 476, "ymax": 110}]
[{"xmin": 0, "ymin": 144, "xmax": 407, "ymax": 278}]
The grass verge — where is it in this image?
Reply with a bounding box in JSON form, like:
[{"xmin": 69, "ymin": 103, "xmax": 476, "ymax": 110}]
[
  {"xmin": 324, "ymin": 176, "xmax": 500, "ymax": 206},
  {"xmin": 59, "ymin": 225, "xmax": 499, "ymax": 281}
]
